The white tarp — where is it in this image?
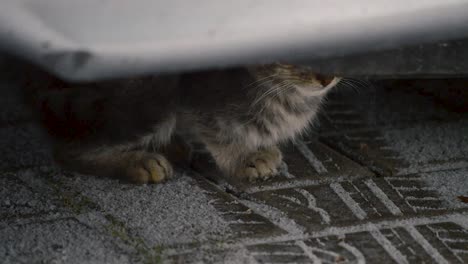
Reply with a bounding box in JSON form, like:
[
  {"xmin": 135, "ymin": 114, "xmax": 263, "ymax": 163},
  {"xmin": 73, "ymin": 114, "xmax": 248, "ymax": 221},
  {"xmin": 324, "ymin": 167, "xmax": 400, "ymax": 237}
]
[{"xmin": 1, "ymin": 0, "xmax": 468, "ymax": 81}]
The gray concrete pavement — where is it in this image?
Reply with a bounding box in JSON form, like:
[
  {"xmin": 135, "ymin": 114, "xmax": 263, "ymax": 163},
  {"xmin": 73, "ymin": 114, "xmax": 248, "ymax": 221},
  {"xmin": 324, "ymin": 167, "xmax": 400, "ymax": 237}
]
[{"xmin": 1, "ymin": 64, "xmax": 468, "ymax": 263}]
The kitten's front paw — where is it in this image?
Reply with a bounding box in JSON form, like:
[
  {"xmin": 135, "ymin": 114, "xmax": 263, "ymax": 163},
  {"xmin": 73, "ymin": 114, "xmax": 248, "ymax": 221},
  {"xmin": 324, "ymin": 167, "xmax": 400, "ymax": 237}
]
[
  {"xmin": 126, "ymin": 153, "xmax": 173, "ymax": 184},
  {"xmin": 237, "ymin": 147, "xmax": 282, "ymax": 182}
]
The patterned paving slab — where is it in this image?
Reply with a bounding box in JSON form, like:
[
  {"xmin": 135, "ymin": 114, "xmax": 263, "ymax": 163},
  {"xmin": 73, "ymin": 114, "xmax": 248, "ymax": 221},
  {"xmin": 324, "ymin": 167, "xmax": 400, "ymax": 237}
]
[
  {"xmin": 192, "ymin": 176, "xmax": 286, "ymax": 240},
  {"xmin": 318, "ymin": 80, "xmax": 468, "ymax": 134},
  {"xmin": 169, "ymin": 213, "xmax": 468, "ymax": 263},
  {"xmin": 246, "ymin": 217, "xmax": 468, "ymax": 264},
  {"xmin": 321, "ymin": 121, "xmax": 468, "ymax": 176},
  {"xmin": 319, "ymin": 82, "xmax": 468, "ymax": 177}
]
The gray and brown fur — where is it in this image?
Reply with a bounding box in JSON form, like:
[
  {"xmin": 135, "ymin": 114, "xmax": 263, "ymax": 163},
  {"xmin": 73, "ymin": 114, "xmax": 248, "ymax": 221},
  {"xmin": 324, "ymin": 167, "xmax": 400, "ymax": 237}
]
[{"xmin": 25, "ymin": 64, "xmax": 340, "ymax": 183}]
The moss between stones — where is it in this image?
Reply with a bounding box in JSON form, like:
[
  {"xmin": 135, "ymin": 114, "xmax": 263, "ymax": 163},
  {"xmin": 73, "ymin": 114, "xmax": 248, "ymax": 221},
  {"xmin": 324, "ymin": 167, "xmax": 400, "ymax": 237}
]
[{"xmin": 104, "ymin": 214, "xmax": 164, "ymax": 264}]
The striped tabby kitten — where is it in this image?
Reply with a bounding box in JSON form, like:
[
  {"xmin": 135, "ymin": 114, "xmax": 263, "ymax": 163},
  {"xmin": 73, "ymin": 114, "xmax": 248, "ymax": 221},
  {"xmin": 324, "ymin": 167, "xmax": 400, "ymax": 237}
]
[{"xmin": 26, "ymin": 63, "xmax": 340, "ymax": 183}]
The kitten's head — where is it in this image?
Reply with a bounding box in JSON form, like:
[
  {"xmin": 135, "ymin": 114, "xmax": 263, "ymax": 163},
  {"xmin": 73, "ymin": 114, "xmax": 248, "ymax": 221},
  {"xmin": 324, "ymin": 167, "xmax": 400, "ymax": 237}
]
[{"xmin": 249, "ymin": 63, "xmax": 340, "ymax": 93}]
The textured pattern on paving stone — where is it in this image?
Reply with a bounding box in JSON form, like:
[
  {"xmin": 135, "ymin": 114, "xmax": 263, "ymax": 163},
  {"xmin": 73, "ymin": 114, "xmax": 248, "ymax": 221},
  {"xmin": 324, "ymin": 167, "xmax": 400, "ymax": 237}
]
[
  {"xmin": 0, "ymin": 218, "xmax": 132, "ymax": 264},
  {"xmin": 1, "ymin": 60, "xmax": 468, "ymax": 263},
  {"xmin": 245, "ymin": 217, "xmax": 468, "ymax": 264},
  {"xmin": 1, "ymin": 171, "xmax": 62, "ymax": 221}
]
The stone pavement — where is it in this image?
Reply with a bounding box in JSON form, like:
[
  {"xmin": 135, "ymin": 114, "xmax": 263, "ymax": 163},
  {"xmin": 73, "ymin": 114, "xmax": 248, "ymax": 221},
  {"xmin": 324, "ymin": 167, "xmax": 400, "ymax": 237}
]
[{"xmin": 1, "ymin": 61, "xmax": 468, "ymax": 263}]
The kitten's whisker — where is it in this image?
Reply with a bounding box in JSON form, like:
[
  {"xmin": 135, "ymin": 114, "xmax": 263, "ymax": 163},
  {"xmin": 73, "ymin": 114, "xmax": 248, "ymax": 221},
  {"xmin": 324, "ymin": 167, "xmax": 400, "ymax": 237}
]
[
  {"xmin": 252, "ymin": 81, "xmax": 293, "ymax": 117},
  {"xmin": 266, "ymin": 81, "xmax": 294, "ymax": 102},
  {"xmin": 353, "ymin": 79, "xmax": 376, "ymax": 90},
  {"xmin": 243, "ymin": 74, "xmax": 278, "ymax": 89},
  {"xmin": 338, "ymin": 79, "xmax": 365, "ymax": 93},
  {"xmin": 274, "ymin": 83, "xmax": 295, "ymax": 99},
  {"xmin": 249, "ymin": 77, "xmax": 286, "ymax": 100},
  {"xmin": 252, "ymin": 80, "xmax": 290, "ymax": 106},
  {"xmin": 251, "ymin": 79, "xmax": 275, "ymax": 90},
  {"xmin": 252, "ymin": 87, "xmax": 276, "ymax": 106},
  {"xmin": 339, "ymin": 78, "xmax": 375, "ymax": 93}
]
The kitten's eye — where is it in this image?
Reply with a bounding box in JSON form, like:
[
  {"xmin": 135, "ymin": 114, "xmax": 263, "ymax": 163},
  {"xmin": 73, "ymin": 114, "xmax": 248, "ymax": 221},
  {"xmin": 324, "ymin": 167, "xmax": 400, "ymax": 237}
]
[{"xmin": 315, "ymin": 74, "xmax": 335, "ymax": 87}]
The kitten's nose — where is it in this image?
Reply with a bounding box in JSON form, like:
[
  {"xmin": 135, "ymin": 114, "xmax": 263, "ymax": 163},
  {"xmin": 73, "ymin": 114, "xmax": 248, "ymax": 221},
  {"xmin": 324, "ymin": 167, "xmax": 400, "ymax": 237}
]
[{"xmin": 316, "ymin": 74, "xmax": 335, "ymax": 87}]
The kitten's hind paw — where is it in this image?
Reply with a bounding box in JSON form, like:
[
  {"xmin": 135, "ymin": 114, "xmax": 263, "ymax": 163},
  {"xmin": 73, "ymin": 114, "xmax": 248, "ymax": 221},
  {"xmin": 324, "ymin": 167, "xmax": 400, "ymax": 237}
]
[
  {"xmin": 237, "ymin": 146, "xmax": 282, "ymax": 182},
  {"xmin": 126, "ymin": 153, "xmax": 173, "ymax": 184}
]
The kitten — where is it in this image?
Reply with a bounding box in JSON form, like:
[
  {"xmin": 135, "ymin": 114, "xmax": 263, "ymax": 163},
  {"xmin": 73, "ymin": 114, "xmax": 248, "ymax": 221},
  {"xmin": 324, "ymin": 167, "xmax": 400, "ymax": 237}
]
[{"xmin": 25, "ymin": 63, "xmax": 340, "ymax": 183}]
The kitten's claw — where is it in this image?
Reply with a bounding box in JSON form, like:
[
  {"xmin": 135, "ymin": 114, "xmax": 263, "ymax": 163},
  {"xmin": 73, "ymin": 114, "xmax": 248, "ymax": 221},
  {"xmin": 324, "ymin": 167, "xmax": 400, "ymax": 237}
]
[
  {"xmin": 238, "ymin": 147, "xmax": 282, "ymax": 182},
  {"xmin": 127, "ymin": 154, "xmax": 173, "ymax": 184}
]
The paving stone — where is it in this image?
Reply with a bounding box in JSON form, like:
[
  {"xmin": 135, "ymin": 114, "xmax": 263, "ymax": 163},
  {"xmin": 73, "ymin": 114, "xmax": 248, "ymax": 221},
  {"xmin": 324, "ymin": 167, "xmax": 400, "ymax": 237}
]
[
  {"xmin": 193, "ymin": 176, "xmax": 286, "ymax": 239},
  {"xmin": 1, "ymin": 167, "xmax": 241, "ymax": 262},
  {"xmin": 0, "ymin": 218, "xmax": 131, "ymax": 264},
  {"xmin": 388, "ymin": 176, "xmax": 436, "ymax": 212},
  {"xmin": 0, "ymin": 167, "xmax": 90, "ymax": 226},
  {"xmin": 49, "ymin": 169, "xmax": 236, "ymax": 246},
  {"xmin": 379, "ymin": 227, "xmax": 437, "ymax": 262},
  {"xmin": 246, "ymin": 219, "xmax": 468, "ymax": 263},
  {"xmin": 319, "ymin": 80, "xmax": 468, "ymax": 134},
  {"xmin": 421, "ymin": 169, "xmax": 468, "ymax": 209},
  {"xmin": 338, "ymin": 179, "xmax": 411, "ymax": 217},
  {"xmin": 416, "ymin": 222, "xmax": 468, "ymax": 263},
  {"xmin": 248, "ymin": 241, "xmax": 314, "ymax": 263},
  {"xmin": 336, "ymin": 176, "xmax": 452, "ymax": 217},
  {"xmin": 381, "ymin": 121, "xmax": 468, "ymax": 175},
  {"xmin": 166, "ymin": 246, "xmax": 253, "ymax": 264},
  {"xmin": 2, "ymin": 159, "xmax": 283, "ymax": 249},
  {"xmin": 321, "ymin": 130, "xmax": 408, "ymax": 176},
  {"xmin": 0, "ymin": 172, "xmax": 59, "ymax": 221},
  {"xmin": 24, "ymin": 168, "xmax": 99, "ymax": 212},
  {"xmin": 285, "ymin": 140, "xmax": 373, "ymax": 181},
  {"xmin": 307, "ymin": 231, "xmax": 403, "ymax": 263},
  {"xmin": 247, "ymin": 233, "xmax": 399, "ymax": 264},
  {"xmin": 247, "ymin": 173, "xmax": 461, "ymax": 234},
  {"xmin": 322, "ymin": 119, "xmax": 468, "ymax": 176},
  {"xmin": 249, "ymin": 186, "xmax": 357, "ymax": 231},
  {"xmin": 320, "ymin": 81, "xmax": 468, "ymax": 177}
]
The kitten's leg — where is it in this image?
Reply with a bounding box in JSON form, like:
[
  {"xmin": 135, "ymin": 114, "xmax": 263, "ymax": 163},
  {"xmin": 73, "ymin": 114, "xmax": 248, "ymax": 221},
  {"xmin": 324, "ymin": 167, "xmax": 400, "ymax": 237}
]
[
  {"xmin": 241, "ymin": 146, "xmax": 282, "ymax": 181},
  {"xmin": 204, "ymin": 142, "xmax": 282, "ymax": 181},
  {"xmin": 54, "ymin": 145, "xmax": 173, "ymax": 184},
  {"xmin": 119, "ymin": 151, "xmax": 174, "ymax": 183}
]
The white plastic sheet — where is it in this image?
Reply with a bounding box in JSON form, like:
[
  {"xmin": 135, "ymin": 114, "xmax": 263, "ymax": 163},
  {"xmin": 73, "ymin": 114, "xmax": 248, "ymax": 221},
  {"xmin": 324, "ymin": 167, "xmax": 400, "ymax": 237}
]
[{"xmin": 1, "ymin": 0, "xmax": 468, "ymax": 81}]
